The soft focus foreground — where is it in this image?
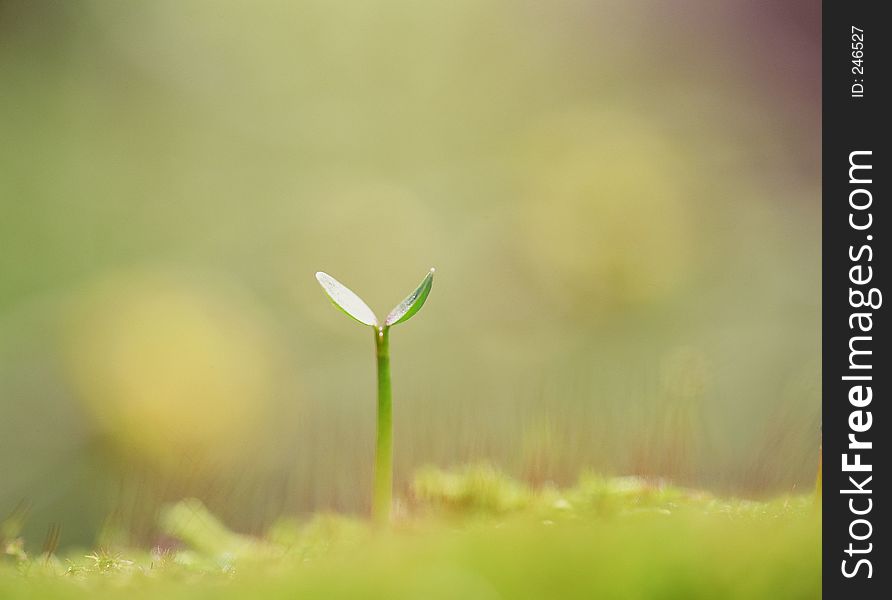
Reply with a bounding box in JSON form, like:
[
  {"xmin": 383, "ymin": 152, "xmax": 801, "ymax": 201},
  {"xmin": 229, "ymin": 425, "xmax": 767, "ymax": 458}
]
[
  {"xmin": 1, "ymin": 0, "xmax": 819, "ymax": 559},
  {"xmin": 1, "ymin": 466, "xmax": 820, "ymax": 599}
]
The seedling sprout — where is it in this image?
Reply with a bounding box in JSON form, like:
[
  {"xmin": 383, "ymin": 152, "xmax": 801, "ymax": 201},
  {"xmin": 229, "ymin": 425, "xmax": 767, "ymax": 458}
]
[{"xmin": 315, "ymin": 268, "xmax": 435, "ymax": 522}]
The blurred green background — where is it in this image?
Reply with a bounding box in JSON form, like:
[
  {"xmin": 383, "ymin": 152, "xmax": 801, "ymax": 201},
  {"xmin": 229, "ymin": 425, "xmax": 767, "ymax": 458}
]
[{"xmin": 1, "ymin": 0, "xmax": 820, "ymax": 548}]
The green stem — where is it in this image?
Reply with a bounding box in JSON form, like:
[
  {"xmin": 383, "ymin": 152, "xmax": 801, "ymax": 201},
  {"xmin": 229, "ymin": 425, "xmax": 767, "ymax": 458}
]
[{"xmin": 373, "ymin": 326, "xmax": 392, "ymax": 523}]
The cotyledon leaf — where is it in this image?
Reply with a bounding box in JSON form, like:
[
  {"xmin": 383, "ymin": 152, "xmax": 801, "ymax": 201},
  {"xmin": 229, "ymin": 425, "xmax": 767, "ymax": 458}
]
[
  {"xmin": 384, "ymin": 268, "xmax": 435, "ymax": 327},
  {"xmin": 315, "ymin": 272, "xmax": 378, "ymax": 327}
]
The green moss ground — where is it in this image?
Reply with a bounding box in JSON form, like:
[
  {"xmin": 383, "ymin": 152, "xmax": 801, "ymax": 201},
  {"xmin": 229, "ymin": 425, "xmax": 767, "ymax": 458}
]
[{"xmin": 1, "ymin": 466, "xmax": 821, "ymax": 599}]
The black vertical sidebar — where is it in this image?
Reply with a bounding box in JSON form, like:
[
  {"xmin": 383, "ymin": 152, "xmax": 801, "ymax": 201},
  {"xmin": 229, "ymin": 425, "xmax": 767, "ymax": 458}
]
[{"xmin": 823, "ymin": 1, "xmax": 888, "ymax": 597}]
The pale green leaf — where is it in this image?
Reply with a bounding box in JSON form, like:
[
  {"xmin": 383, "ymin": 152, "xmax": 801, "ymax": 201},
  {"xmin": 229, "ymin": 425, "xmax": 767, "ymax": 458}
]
[
  {"xmin": 384, "ymin": 268, "xmax": 435, "ymax": 327},
  {"xmin": 315, "ymin": 272, "xmax": 378, "ymax": 327}
]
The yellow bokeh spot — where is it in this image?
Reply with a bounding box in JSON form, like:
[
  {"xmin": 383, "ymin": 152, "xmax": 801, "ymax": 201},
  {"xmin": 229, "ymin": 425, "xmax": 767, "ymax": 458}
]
[
  {"xmin": 65, "ymin": 270, "xmax": 277, "ymax": 469},
  {"xmin": 518, "ymin": 109, "xmax": 696, "ymax": 315}
]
